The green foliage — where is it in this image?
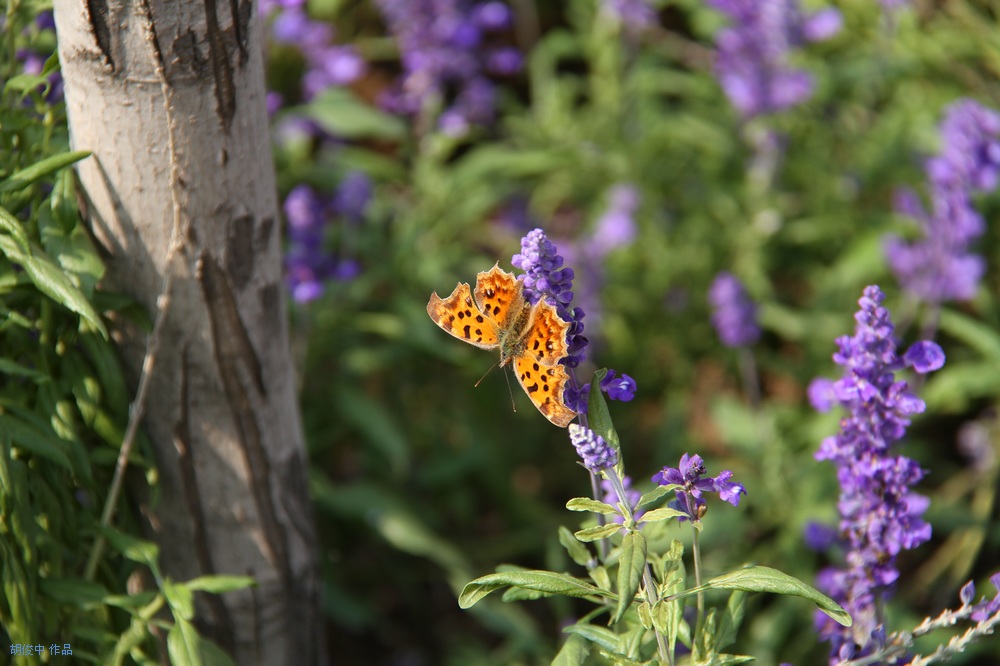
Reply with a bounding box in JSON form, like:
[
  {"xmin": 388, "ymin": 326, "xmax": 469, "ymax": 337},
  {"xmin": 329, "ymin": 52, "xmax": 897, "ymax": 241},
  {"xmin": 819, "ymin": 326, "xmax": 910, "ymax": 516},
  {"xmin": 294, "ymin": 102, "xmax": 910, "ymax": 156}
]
[{"xmin": 0, "ymin": 9, "xmax": 251, "ymax": 664}]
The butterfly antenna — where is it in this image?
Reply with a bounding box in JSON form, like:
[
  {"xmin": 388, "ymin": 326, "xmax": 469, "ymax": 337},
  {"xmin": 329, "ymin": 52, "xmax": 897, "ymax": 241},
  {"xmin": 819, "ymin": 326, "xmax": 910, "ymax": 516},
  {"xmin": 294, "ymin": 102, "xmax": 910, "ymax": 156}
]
[
  {"xmin": 503, "ymin": 364, "xmax": 517, "ymax": 413},
  {"xmin": 474, "ymin": 360, "xmax": 500, "ymax": 388}
]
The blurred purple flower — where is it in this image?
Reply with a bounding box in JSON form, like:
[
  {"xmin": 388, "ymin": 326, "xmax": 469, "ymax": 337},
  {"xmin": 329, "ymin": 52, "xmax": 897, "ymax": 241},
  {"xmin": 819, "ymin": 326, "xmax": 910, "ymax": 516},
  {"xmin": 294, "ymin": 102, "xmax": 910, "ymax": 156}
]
[
  {"xmin": 652, "ymin": 453, "xmax": 746, "ymax": 522},
  {"xmin": 811, "ymin": 286, "xmax": 943, "ymax": 662},
  {"xmin": 283, "ymin": 184, "xmax": 360, "ymax": 302},
  {"xmin": 262, "ymin": 1, "xmax": 365, "ymax": 107},
  {"xmin": 602, "ymin": 0, "xmax": 658, "ymax": 32},
  {"xmin": 708, "ymin": 272, "xmax": 760, "ymax": 348},
  {"xmin": 334, "ymin": 171, "xmax": 373, "ymax": 222},
  {"xmin": 375, "ymin": 0, "xmax": 519, "ymax": 134},
  {"xmin": 886, "ymin": 99, "xmax": 1000, "ymax": 304},
  {"xmin": 708, "ymin": 0, "xmax": 841, "ymax": 119}
]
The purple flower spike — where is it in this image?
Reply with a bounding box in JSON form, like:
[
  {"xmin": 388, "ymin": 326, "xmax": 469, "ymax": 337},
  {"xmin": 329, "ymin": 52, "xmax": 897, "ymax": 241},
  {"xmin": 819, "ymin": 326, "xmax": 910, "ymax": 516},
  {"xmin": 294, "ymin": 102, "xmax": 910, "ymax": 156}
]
[
  {"xmin": 886, "ymin": 99, "xmax": 1000, "ymax": 304},
  {"xmin": 709, "ymin": 272, "xmax": 761, "ymax": 348},
  {"xmin": 375, "ymin": 0, "xmax": 520, "ymax": 134},
  {"xmin": 283, "ymin": 184, "xmax": 359, "ymax": 302},
  {"xmin": 652, "ymin": 453, "xmax": 746, "ymax": 522},
  {"xmin": 569, "ymin": 424, "xmax": 618, "ymax": 472},
  {"xmin": 811, "ymin": 285, "xmax": 944, "ymax": 662},
  {"xmin": 512, "ymin": 229, "xmax": 588, "ymax": 368},
  {"xmin": 708, "ymin": 0, "xmax": 841, "ymax": 119}
]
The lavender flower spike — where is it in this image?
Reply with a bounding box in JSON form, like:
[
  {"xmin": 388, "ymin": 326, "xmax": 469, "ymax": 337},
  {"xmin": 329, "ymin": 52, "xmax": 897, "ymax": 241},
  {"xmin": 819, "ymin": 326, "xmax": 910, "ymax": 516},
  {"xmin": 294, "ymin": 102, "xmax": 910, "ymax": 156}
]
[
  {"xmin": 709, "ymin": 0, "xmax": 841, "ymax": 119},
  {"xmin": 709, "ymin": 272, "xmax": 760, "ymax": 348},
  {"xmin": 512, "ymin": 229, "xmax": 588, "ymax": 368},
  {"xmin": 886, "ymin": 99, "xmax": 1000, "ymax": 304},
  {"xmin": 569, "ymin": 424, "xmax": 618, "ymax": 472},
  {"xmin": 812, "ymin": 285, "xmax": 944, "ymax": 663}
]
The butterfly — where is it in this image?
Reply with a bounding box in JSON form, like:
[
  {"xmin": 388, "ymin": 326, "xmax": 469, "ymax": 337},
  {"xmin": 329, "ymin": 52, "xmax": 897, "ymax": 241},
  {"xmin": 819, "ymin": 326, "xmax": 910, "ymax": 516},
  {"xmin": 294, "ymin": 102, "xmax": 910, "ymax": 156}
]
[{"xmin": 427, "ymin": 263, "xmax": 577, "ymax": 427}]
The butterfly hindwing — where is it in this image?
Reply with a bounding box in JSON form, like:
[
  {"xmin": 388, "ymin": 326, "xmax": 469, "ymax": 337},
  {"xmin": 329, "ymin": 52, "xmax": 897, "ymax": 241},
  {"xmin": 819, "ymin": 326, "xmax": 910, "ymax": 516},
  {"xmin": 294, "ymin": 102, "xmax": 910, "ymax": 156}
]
[
  {"xmin": 426, "ymin": 282, "xmax": 501, "ymax": 350},
  {"xmin": 512, "ymin": 353, "xmax": 576, "ymax": 427}
]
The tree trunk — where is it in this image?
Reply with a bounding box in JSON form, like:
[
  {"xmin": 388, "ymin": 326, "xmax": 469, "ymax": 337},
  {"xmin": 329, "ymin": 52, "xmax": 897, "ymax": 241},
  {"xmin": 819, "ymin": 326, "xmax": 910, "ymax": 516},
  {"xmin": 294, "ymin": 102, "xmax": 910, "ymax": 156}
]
[{"xmin": 52, "ymin": 1, "xmax": 324, "ymax": 663}]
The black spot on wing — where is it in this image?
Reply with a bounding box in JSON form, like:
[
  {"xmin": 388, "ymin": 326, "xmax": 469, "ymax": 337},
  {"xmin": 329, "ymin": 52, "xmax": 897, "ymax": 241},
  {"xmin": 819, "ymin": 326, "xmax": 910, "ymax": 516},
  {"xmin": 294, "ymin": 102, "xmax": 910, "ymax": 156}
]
[
  {"xmin": 463, "ymin": 325, "xmax": 471, "ymax": 338},
  {"xmin": 526, "ymin": 382, "xmax": 539, "ymax": 394}
]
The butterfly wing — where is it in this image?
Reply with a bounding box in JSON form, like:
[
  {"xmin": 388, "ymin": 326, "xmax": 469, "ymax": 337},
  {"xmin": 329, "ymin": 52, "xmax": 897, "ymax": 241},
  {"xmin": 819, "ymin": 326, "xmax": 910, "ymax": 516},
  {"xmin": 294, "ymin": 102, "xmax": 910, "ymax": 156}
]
[
  {"xmin": 473, "ymin": 263, "xmax": 526, "ymax": 331},
  {"xmin": 512, "ymin": 300, "xmax": 576, "ymax": 428},
  {"xmin": 427, "ymin": 282, "xmax": 501, "ymax": 350}
]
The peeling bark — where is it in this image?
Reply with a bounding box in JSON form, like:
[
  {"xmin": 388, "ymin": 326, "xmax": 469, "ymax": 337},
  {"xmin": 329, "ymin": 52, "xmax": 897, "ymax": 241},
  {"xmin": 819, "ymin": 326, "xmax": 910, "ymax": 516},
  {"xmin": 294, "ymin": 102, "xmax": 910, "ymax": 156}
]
[{"xmin": 52, "ymin": 2, "xmax": 325, "ymax": 663}]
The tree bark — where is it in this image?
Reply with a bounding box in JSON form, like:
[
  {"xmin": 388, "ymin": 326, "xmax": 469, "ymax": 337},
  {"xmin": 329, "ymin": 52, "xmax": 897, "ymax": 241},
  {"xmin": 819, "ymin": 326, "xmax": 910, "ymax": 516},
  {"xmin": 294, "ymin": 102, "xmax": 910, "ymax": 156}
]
[{"xmin": 52, "ymin": 1, "xmax": 324, "ymax": 663}]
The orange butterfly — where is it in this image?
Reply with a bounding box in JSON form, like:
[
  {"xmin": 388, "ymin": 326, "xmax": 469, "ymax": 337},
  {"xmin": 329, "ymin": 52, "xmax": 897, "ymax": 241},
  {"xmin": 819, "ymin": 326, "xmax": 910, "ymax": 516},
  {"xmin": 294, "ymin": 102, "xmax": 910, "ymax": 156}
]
[{"xmin": 427, "ymin": 263, "xmax": 577, "ymax": 427}]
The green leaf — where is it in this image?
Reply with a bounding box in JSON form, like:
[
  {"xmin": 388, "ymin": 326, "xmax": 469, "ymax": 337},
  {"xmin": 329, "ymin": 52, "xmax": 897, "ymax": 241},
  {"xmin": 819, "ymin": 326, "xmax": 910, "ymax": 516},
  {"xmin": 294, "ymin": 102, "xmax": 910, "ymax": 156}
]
[
  {"xmin": 638, "ymin": 506, "xmax": 687, "ymax": 524},
  {"xmin": 459, "ymin": 570, "xmax": 612, "ymax": 609},
  {"xmin": 613, "ymin": 531, "xmax": 647, "ymax": 624},
  {"xmin": 51, "ymin": 167, "xmax": 79, "ymax": 232},
  {"xmin": 167, "ymin": 616, "xmax": 203, "ymax": 666},
  {"xmin": 299, "ymin": 89, "xmax": 406, "ymax": 140},
  {"xmin": 0, "ymin": 413, "xmax": 74, "ymax": 472},
  {"xmin": 938, "ymin": 309, "xmax": 1000, "ymax": 362},
  {"xmin": 566, "ymin": 497, "xmax": 620, "ymax": 515},
  {"xmin": 0, "ymin": 206, "xmax": 31, "ymax": 253},
  {"xmin": 38, "ymin": 203, "xmax": 105, "ymax": 298},
  {"xmin": 184, "ymin": 575, "xmax": 256, "ymax": 594},
  {"xmin": 714, "ymin": 591, "xmax": 746, "ymax": 651},
  {"xmin": 0, "ymin": 150, "xmax": 91, "ymax": 194},
  {"xmin": 574, "ymin": 523, "xmax": 624, "ymax": 542},
  {"xmin": 562, "ymin": 623, "xmax": 623, "ymax": 654},
  {"xmin": 551, "ymin": 633, "xmax": 591, "ymax": 666},
  {"xmin": 99, "ymin": 526, "xmax": 161, "ymax": 576},
  {"xmin": 636, "ymin": 484, "xmax": 674, "ymax": 509},
  {"xmin": 558, "ymin": 525, "xmax": 593, "ymax": 567},
  {"xmin": 0, "ymin": 358, "xmax": 47, "ymax": 382},
  {"xmin": 922, "ymin": 361, "xmax": 1000, "ymax": 413},
  {"xmin": 587, "ymin": 369, "xmax": 621, "ymax": 452},
  {"xmin": 697, "ymin": 566, "xmax": 851, "ymax": 627},
  {"xmin": 0, "ymin": 235, "xmax": 107, "ymax": 337},
  {"xmin": 38, "ymin": 577, "xmax": 109, "ymax": 608},
  {"xmin": 163, "ymin": 579, "xmax": 195, "ymax": 621}
]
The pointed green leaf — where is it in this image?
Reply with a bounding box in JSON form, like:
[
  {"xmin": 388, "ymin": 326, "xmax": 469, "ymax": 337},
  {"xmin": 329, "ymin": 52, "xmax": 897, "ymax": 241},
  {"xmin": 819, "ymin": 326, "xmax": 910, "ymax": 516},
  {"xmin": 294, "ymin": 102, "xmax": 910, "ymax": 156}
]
[
  {"xmin": 613, "ymin": 531, "xmax": 647, "ymax": 623},
  {"xmin": 39, "ymin": 203, "xmax": 105, "ymax": 298},
  {"xmin": 638, "ymin": 506, "xmax": 687, "ymax": 524},
  {"xmin": 636, "ymin": 484, "xmax": 675, "ymax": 509},
  {"xmin": 587, "ymin": 369, "xmax": 621, "ymax": 451},
  {"xmin": 939, "ymin": 309, "xmax": 1000, "ymax": 362},
  {"xmin": 0, "ymin": 151, "xmax": 91, "ymax": 194},
  {"xmin": 697, "ymin": 566, "xmax": 851, "ymax": 627},
  {"xmin": 574, "ymin": 523, "xmax": 623, "ymax": 542},
  {"xmin": 558, "ymin": 525, "xmax": 593, "ymax": 567},
  {"xmin": 299, "ymin": 89, "xmax": 406, "ymax": 140},
  {"xmin": 563, "ymin": 623, "xmax": 623, "ymax": 654},
  {"xmin": 184, "ymin": 575, "xmax": 256, "ymax": 594},
  {"xmin": 551, "ymin": 633, "xmax": 591, "ymax": 666},
  {"xmin": 459, "ymin": 570, "xmax": 612, "ymax": 609},
  {"xmin": 163, "ymin": 579, "xmax": 195, "ymax": 621},
  {"xmin": 0, "ymin": 235, "xmax": 107, "ymax": 337},
  {"xmin": 167, "ymin": 616, "xmax": 203, "ymax": 666},
  {"xmin": 566, "ymin": 497, "xmax": 620, "ymax": 515},
  {"xmin": 714, "ymin": 591, "xmax": 746, "ymax": 651},
  {"xmin": 38, "ymin": 577, "xmax": 109, "ymax": 608},
  {"xmin": 0, "ymin": 206, "xmax": 31, "ymax": 253},
  {"xmin": 99, "ymin": 526, "xmax": 161, "ymax": 576}
]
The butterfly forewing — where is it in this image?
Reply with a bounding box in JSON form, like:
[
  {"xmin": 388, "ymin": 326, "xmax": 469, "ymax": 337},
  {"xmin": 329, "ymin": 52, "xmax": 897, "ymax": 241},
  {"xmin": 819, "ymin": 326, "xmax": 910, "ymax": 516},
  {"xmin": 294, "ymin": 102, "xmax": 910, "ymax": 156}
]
[
  {"xmin": 426, "ymin": 282, "xmax": 502, "ymax": 350},
  {"xmin": 473, "ymin": 264, "xmax": 526, "ymax": 330}
]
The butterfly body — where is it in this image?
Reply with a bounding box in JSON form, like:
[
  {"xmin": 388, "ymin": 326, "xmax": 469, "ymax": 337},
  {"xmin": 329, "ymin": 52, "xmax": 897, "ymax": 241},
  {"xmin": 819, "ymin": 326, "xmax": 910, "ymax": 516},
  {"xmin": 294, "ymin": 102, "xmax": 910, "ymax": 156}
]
[{"xmin": 427, "ymin": 264, "xmax": 577, "ymax": 428}]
